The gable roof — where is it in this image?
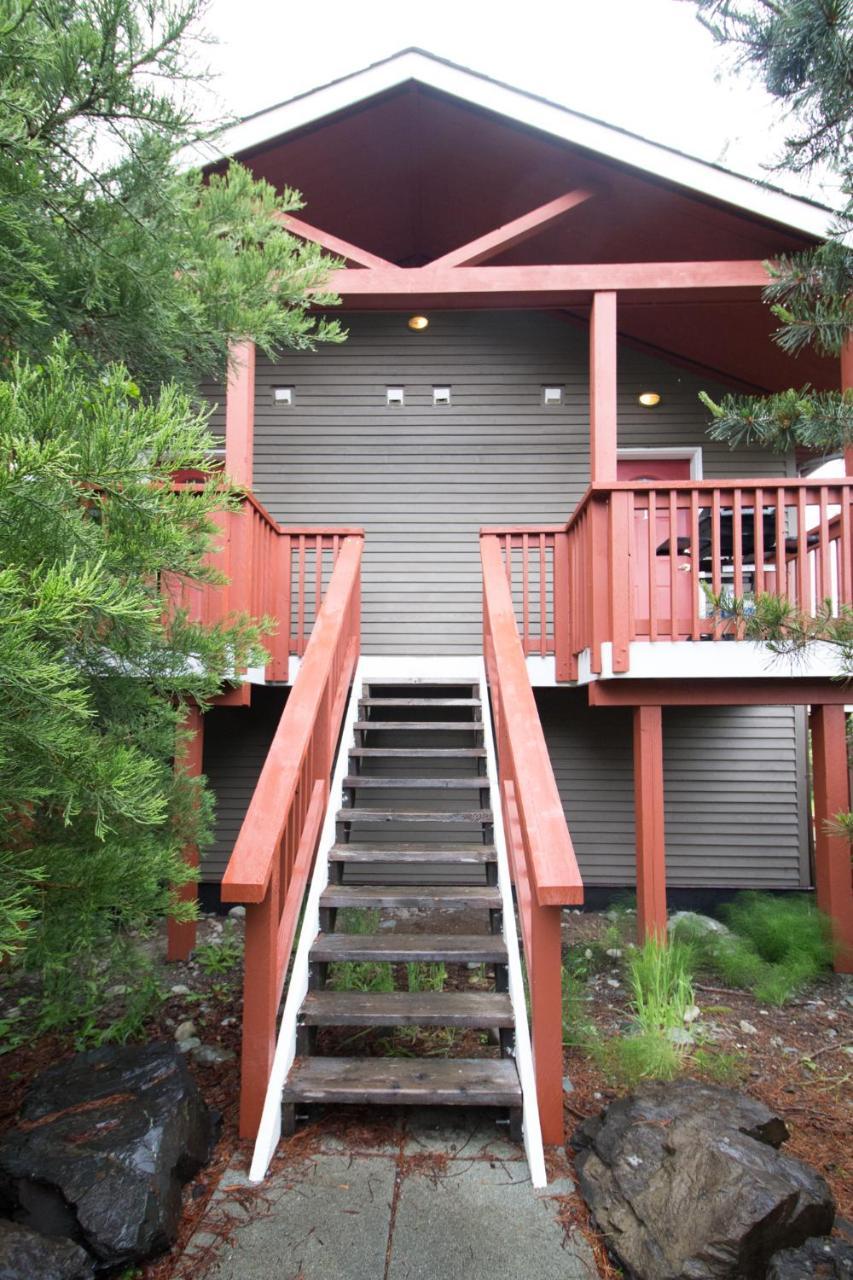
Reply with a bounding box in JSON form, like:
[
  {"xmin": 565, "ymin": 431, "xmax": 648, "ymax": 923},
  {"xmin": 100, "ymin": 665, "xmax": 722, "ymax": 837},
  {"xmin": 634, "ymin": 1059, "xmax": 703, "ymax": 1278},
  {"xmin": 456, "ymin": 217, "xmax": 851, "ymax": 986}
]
[{"xmin": 198, "ymin": 48, "xmax": 833, "ymax": 240}]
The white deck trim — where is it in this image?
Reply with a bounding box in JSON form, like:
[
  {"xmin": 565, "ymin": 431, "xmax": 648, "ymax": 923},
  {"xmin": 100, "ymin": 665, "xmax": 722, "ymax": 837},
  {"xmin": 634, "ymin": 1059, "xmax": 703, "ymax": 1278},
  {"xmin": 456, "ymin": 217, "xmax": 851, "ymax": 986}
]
[{"xmin": 197, "ymin": 50, "xmax": 832, "ymax": 239}]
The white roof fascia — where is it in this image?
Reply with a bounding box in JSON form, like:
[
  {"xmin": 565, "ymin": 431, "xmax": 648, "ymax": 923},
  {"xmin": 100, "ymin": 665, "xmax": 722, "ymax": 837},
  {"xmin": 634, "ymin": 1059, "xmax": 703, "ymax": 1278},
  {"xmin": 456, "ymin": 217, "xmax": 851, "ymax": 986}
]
[{"xmin": 202, "ymin": 50, "xmax": 833, "ymax": 239}]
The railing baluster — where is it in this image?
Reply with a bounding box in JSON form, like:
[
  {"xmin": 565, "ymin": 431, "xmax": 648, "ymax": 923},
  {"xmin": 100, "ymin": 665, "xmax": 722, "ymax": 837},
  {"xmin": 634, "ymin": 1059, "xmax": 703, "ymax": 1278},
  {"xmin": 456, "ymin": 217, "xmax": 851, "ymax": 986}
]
[
  {"xmin": 689, "ymin": 489, "xmax": 700, "ymax": 640},
  {"xmin": 711, "ymin": 488, "xmax": 722, "ymax": 640},
  {"xmin": 753, "ymin": 486, "xmax": 765, "ymax": 597},
  {"xmin": 539, "ymin": 534, "xmax": 547, "ymax": 657},
  {"xmin": 647, "ymin": 489, "xmax": 658, "ymax": 641},
  {"xmin": 668, "ymin": 489, "xmax": 678, "ymax": 639},
  {"xmin": 522, "ymin": 532, "xmax": 530, "ymax": 654},
  {"xmin": 796, "ymin": 488, "xmax": 809, "ymax": 612},
  {"xmin": 732, "ymin": 489, "xmax": 744, "ymax": 639},
  {"xmin": 774, "ymin": 487, "xmax": 786, "ymax": 602},
  {"xmin": 818, "ymin": 486, "xmax": 830, "ymax": 610}
]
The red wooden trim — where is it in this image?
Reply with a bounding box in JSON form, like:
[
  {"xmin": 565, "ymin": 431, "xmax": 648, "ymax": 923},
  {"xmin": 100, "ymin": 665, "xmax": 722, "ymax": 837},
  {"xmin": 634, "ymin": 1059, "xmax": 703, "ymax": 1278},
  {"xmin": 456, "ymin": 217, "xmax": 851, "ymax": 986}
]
[
  {"xmin": 590, "ymin": 291, "xmax": 618, "ymax": 482},
  {"xmin": 274, "ymin": 780, "xmax": 326, "ymax": 1005},
  {"xmin": 591, "ymin": 478, "xmax": 853, "ymax": 493},
  {"xmin": 842, "ymin": 334, "xmax": 853, "ymax": 476},
  {"xmin": 429, "ymin": 188, "xmax": 596, "ymax": 269},
  {"xmin": 609, "ymin": 491, "xmax": 632, "ymax": 670},
  {"xmin": 225, "ymin": 341, "xmax": 255, "ymax": 488},
  {"xmin": 276, "ymin": 211, "xmax": 394, "ymax": 269},
  {"xmin": 530, "ymin": 902, "xmax": 565, "ymax": 1144},
  {"xmin": 167, "ymin": 705, "xmax": 204, "ymax": 962},
  {"xmin": 810, "ymin": 705, "xmax": 853, "ymax": 973},
  {"xmin": 327, "ymin": 260, "xmax": 771, "ymax": 300},
  {"xmin": 553, "ymin": 532, "xmax": 571, "ymax": 681},
  {"xmin": 589, "ymin": 679, "xmax": 853, "ymax": 707},
  {"xmin": 633, "ymin": 706, "xmax": 668, "ymax": 942}
]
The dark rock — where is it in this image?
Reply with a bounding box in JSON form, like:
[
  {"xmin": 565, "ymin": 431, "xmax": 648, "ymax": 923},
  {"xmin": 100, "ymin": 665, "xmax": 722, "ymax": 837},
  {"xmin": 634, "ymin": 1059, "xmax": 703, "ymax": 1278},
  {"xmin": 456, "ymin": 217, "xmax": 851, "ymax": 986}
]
[
  {"xmin": 767, "ymin": 1236, "xmax": 853, "ymax": 1279},
  {"xmin": 572, "ymin": 1078, "xmax": 834, "ymax": 1280},
  {"xmin": 0, "ymin": 1219, "xmax": 93, "ymax": 1280},
  {"xmin": 0, "ymin": 1042, "xmax": 217, "ymax": 1269}
]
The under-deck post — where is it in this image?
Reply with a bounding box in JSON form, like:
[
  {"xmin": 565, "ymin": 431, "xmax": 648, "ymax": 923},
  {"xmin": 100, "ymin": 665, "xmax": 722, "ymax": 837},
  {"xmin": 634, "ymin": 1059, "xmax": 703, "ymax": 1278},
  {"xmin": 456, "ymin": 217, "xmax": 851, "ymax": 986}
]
[
  {"xmin": 842, "ymin": 334, "xmax": 853, "ymax": 476},
  {"xmin": 590, "ymin": 291, "xmax": 618, "ymax": 482},
  {"xmin": 632, "ymin": 705, "xmax": 668, "ymax": 941},
  {"xmin": 225, "ymin": 340, "xmax": 256, "ymax": 488},
  {"xmin": 167, "ymin": 703, "xmax": 204, "ymax": 962},
  {"xmin": 810, "ymin": 704, "xmax": 853, "ymax": 973}
]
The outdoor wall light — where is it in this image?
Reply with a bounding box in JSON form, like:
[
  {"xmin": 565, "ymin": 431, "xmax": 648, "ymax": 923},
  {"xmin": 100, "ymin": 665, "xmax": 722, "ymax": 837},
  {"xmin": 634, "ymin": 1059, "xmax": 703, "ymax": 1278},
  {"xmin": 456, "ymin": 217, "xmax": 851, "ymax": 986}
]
[
  {"xmin": 407, "ymin": 314, "xmax": 429, "ymax": 331},
  {"xmin": 638, "ymin": 391, "xmax": 662, "ymax": 407}
]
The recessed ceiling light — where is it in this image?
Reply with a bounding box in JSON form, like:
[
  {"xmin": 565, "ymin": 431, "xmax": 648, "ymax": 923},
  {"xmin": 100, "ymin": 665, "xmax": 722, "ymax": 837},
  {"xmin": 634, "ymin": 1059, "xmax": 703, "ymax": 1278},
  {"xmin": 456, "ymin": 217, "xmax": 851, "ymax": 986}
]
[
  {"xmin": 638, "ymin": 391, "xmax": 662, "ymax": 407},
  {"xmin": 408, "ymin": 315, "xmax": 429, "ymax": 331}
]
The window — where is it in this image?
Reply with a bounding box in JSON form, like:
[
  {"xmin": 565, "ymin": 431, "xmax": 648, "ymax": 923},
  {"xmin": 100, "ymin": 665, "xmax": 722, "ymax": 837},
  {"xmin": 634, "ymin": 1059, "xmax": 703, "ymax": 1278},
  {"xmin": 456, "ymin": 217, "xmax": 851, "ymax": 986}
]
[
  {"xmin": 273, "ymin": 386, "xmax": 294, "ymax": 406},
  {"xmin": 542, "ymin": 385, "xmax": 564, "ymax": 406},
  {"xmin": 433, "ymin": 386, "xmax": 451, "ymax": 406},
  {"xmin": 386, "ymin": 386, "xmax": 405, "ymax": 407}
]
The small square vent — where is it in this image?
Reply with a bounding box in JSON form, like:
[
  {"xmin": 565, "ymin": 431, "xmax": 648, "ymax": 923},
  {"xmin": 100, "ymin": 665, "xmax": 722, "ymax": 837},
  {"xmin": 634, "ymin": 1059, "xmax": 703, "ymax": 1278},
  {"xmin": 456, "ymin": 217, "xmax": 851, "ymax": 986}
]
[
  {"xmin": 542, "ymin": 385, "xmax": 564, "ymax": 406},
  {"xmin": 386, "ymin": 386, "xmax": 405, "ymax": 406},
  {"xmin": 433, "ymin": 386, "xmax": 451, "ymax": 406},
  {"xmin": 273, "ymin": 386, "xmax": 294, "ymax": 406}
]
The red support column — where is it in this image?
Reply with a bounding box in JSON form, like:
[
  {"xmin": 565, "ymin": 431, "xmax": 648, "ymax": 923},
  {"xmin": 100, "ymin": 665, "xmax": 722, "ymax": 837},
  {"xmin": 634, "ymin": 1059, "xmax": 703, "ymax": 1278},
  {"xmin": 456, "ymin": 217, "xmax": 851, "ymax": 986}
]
[
  {"xmin": 225, "ymin": 341, "xmax": 256, "ymax": 488},
  {"xmin": 633, "ymin": 705, "xmax": 668, "ymax": 941},
  {"xmin": 167, "ymin": 704, "xmax": 204, "ymax": 962},
  {"xmin": 842, "ymin": 334, "xmax": 853, "ymax": 476},
  {"xmin": 589, "ymin": 290, "xmax": 618, "ymax": 482},
  {"xmin": 810, "ymin": 704, "xmax": 853, "ymax": 973}
]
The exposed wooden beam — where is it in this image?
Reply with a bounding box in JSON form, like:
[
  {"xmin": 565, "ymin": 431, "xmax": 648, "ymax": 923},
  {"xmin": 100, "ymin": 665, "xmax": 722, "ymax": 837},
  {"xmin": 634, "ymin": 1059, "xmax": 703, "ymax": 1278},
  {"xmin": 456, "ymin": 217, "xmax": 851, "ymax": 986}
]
[
  {"xmin": 810, "ymin": 704, "xmax": 853, "ymax": 972},
  {"xmin": 589, "ymin": 678, "xmax": 852, "ymax": 707},
  {"xmin": 276, "ymin": 212, "xmax": 394, "ymax": 269},
  {"xmin": 633, "ymin": 705, "xmax": 668, "ymax": 942},
  {"xmin": 327, "ymin": 259, "xmax": 771, "ymax": 302},
  {"xmin": 430, "ymin": 188, "xmax": 596, "ymax": 269},
  {"xmin": 225, "ymin": 340, "xmax": 255, "ymax": 488},
  {"xmin": 590, "ymin": 291, "xmax": 617, "ymax": 482}
]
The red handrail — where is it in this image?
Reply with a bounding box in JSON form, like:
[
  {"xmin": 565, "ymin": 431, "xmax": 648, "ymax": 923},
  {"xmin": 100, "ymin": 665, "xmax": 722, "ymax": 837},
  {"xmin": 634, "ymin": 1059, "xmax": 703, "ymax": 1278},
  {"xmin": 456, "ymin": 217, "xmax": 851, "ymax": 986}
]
[
  {"xmin": 220, "ymin": 535, "xmax": 363, "ymax": 1137},
  {"xmin": 481, "ymin": 533, "xmax": 583, "ymax": 1145}
]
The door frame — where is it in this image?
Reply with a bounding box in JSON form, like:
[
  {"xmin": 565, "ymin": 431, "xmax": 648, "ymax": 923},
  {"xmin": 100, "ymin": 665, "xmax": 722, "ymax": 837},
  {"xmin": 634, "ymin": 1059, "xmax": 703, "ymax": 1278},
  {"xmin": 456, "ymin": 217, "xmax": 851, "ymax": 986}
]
[{"xmin": 616, "ymin": 447, "xmax": 703, "ymax": 479}]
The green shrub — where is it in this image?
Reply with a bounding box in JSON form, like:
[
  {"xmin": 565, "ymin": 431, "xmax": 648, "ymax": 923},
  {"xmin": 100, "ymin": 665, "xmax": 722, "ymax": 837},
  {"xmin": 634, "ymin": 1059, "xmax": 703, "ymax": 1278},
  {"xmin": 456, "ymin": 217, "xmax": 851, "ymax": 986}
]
[
  {"xmin": 592, "ymin": 1030, "xmax": 684, "ymax": 1087},
  {"xmin": 628, "ymin": 938, "xmax": 696, "ymax": 1033},
  {"xmin": 406, "ymin": 962, "xmax": 446, "ymax": 993}
]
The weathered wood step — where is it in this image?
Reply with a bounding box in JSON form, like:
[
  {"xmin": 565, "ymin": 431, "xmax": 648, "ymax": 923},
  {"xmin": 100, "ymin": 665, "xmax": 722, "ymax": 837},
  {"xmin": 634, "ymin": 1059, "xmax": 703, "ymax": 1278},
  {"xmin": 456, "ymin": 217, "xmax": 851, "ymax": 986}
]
[
  {"xmin": 319, "ymin": 884, "xmax": 501, "ymax": 910},
  {"xmin": 359, "ymin": 698, "xmax": 480, "ymax": 708},
  {"xmin": 349, "ymin": 747, "xmax": 487, "ymax": 758},
  {"xmin": 354, "ymin": 721, "xmax": 484, "ymax": 732},
  {"xmin": 343, "ymin": 776, "xmax": 486, "ymax": 790},
  {"xmin": 300, "ymin": 991, "xmax": 513, "ymax": 1028},
  {"xmin": 336, "ymin": 808, "xmax": 492, "ymax": 825},
  {"xmin": 328, "ymin": 842, "xmax": 496, "ymax": 864},
  {"xmin": 310, "ymin": 932, "xmax": 508, "ymax": 964},
  {"xmin": 283, "ymin": 1057, "xmax": 521, "ymax": 1107}
]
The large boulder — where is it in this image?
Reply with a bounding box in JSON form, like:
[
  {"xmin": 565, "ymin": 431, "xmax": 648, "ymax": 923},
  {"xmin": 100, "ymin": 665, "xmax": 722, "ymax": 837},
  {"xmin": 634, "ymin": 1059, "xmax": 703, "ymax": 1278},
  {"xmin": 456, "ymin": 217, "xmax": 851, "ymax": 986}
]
[
  {"xmin": 0, "ymin": 1219, "xmax": 93, "ymax": 1280},
  {"xmin": 572, "ymin": 1079, "xmax": 834, "ymax": 1280},
  {"xmin": 767, "ymin": 1237, "xmax": 853, "ymax": 1279},
  {"xmin": 0, "ymin": 1042, "xmax": 217, "ymax": 1269}
]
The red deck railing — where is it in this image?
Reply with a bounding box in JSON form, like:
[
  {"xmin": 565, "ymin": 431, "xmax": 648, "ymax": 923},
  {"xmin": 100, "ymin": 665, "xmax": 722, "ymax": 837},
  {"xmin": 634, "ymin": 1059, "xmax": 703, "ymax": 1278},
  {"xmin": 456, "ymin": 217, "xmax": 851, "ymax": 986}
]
[
  {"xmin": 481, "ymin": 533, "xmax": 584, "ymax": 1145},
  {"xmin": 488, "ymin": 477, "xmax": 853, "ymax": 679},
  {"xmin": 220, "ymin": 534, "xmax": 363, "ymax": 1137}
]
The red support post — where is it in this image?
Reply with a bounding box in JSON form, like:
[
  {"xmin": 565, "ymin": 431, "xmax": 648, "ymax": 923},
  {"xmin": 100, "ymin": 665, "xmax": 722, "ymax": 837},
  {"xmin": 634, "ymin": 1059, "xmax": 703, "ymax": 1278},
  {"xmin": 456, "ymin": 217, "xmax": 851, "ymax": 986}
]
[
  {"xmin": 167, "ymin": 704, "xmax": 204, "ymax": 962},
  {"xmin": 590, "ymin": 291, "xmax": 618, "ymax": 482},
  {"xmin": 632, "ymin": 705, "xmax": 668, "ymax": 942},
  {"xmin": 530, "ymin": 904, "xmax": 566, "ymax": 1146},
  {"xmin": 842, "ymin": 334, "xmax": 853, "ymax": 477},
  {"xmin": 225, "ymin": 341, "xmax": 256, "ymax": 488},
  {"xmin": 810, "ymin": 704, "xmax": 853, "ymax": 973}
]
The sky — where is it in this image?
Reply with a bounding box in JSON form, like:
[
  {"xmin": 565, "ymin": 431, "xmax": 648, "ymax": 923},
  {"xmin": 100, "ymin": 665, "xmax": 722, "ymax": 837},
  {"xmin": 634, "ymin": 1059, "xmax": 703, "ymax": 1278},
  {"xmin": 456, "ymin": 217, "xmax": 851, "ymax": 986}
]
[{"xmin": 193, "ymin": 0, "xmax": 833, "ymax": 206}]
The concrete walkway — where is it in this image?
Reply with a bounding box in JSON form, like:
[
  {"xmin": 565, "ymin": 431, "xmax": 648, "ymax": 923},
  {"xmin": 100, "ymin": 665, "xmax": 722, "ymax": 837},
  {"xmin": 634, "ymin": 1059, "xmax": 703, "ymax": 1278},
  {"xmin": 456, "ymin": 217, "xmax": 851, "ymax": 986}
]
[{"xmin": 179, "ymin": 1108, "xmax": 598, "ymax": 1280}]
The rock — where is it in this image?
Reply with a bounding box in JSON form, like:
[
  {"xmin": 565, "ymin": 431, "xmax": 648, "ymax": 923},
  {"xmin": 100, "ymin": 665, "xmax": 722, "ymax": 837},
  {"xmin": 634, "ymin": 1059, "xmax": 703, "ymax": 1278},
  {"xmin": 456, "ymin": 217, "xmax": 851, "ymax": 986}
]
[
  {"xmin": 170, "ymin": 984, "xmax": 190, "ymax": 996},
  {"xmin": 572, "ymin": 1079, "xmax": 833, "ymax": 1280},
  {"xmin": 227, "ymin": 905, "xmax": 246, "ymax": 920},
  {"xmin": 668, "ymin": 910, "xmax": 731, "ymax": 939},
  {"xmin": 740, "ymin": 1020, "xmax": 759, "ymax": 1035},
  {"xmin": 767, "ymin": 1236, "xmax": 853, "ymax": 1279},
  {"xmin": 0, "ymin": 1042, "xmax": 217, "ymax": 1269},
  {"xmin": 176, "ymin": 1037, "xmax": 201, "ymax": 1054},
  {"xmin": 683, "ymin": 1004, "xmax": 702, "ymax": 1024},
  {"xmin": 174, "ymin": 1019, "xmax": 196, "ymax": 1042},
  {"xmin": 665, "ymin": 1027, "xmax": 695, "ymax": 1046},
  {"xmin": 0, "ymin": 1219, "xmax": 93, "ymax": 1280},
  {"xmin": 190, "ymin": 1043, "xmax": 236, "ymax": 1066}
]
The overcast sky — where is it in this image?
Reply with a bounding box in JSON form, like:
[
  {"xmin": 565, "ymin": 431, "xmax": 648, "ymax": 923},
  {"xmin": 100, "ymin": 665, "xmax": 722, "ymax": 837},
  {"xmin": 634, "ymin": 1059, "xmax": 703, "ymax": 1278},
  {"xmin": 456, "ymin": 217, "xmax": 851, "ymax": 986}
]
[{"xmin": 194, "ymin": 0, "xmax": 832, "ymax": 205}]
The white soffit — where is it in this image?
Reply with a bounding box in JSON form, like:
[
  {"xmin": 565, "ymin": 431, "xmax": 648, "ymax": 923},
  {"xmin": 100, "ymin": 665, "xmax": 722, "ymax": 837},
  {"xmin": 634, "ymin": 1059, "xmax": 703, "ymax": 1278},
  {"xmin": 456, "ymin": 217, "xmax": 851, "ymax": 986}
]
[{"xmin": 195, "ymin": 49, "xmax": 834, "ymax": 240}]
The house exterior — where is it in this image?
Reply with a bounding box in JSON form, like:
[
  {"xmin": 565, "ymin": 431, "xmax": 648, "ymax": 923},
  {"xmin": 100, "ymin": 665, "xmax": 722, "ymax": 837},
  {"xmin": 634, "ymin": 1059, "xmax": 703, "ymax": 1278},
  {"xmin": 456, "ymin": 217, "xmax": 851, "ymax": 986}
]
[{"xmin": 169, "ymin": 51, "xmax": 852, "ymax": 1160}]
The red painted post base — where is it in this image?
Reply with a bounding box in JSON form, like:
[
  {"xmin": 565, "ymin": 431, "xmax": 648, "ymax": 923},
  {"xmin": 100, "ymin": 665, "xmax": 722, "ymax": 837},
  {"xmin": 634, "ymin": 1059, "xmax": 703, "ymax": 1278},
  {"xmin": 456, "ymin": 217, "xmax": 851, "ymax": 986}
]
[
  {"xmin": 633, "ymin": 705, "xmax": 668, "ymax": 943},
  {"xmin": 810, "ymin": 705, "xmax": 853, "ymax": 973},
  {"xmin": 167, "ymin": 705, "xmax": 204, "ymax": 963}
]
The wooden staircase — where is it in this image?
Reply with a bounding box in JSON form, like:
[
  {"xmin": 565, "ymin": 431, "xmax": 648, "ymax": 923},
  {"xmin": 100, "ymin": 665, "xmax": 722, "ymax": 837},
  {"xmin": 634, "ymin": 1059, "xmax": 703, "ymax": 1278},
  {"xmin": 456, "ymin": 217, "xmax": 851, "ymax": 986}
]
[{"xmin": 282, "ymin": 678, "xmax": 523, "ymax": 1137}]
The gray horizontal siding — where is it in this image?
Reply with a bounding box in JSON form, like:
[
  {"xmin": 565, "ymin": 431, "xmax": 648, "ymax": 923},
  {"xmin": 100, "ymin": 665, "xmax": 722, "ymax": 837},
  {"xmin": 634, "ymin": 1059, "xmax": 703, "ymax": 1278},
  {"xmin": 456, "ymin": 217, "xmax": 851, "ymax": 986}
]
[
  {"xmin": 539, "ymin": 690, "xmax": 809, "ymax": 890},
  {"xmin": 201, "ymin": 687, "xmax": 287, "ymax": 883},
  {"xmin": 243, "ymin": 310, "xmax": 787, "ymax": 655}
]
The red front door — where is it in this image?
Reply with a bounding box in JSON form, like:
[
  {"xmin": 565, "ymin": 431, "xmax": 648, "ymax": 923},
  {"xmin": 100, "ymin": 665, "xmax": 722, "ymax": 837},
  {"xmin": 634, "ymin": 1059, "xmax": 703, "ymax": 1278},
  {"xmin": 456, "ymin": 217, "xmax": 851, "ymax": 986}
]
[{"xmin": 617, "ymin": 457, "xmax": 693, "ymax": 637}]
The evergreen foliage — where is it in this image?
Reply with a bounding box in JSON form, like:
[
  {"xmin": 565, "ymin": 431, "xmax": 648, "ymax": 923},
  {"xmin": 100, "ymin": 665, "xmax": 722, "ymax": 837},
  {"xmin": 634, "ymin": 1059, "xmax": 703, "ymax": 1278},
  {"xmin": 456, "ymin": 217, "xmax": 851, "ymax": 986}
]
[{"xmin": 0, "ymin": 1, "xmax": 344, "ymax": 1032}]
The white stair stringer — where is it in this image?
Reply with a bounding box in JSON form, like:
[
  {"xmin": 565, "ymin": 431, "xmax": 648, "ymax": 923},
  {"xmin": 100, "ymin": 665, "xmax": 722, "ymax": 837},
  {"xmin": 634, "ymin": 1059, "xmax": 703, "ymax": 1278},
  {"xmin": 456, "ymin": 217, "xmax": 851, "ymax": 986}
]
[{"xmin": 248, "ymin": 659, "xmax": 367, "ymax": 1182}]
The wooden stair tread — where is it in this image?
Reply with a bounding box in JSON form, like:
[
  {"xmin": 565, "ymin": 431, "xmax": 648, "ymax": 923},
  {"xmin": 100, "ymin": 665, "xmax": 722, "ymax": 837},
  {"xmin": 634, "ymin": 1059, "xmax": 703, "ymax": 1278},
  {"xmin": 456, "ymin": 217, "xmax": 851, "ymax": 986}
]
[
  {"xmin": 337, "ymin": 808, "xmax": 492, "ymax": 824},
  {"xmin": 329, "ymin": 843, "xmax": 495, "ymax": 864},
  {"xmin": 311, "ymin": 933, "xmax": 507, "ymax": 963},
  {"xmin": 320, "ymin": 884, "xmax": 501, "ymax": 909},
  {"xmin": 301, "ymin": 991, "xmax": 513, "ymax": 1027},
  {"xmin": 284, "ymin": 1056, "xmax": 520, "ymax": 1107},
  {"xmin": 360, "ymin": 697, "xmax": 480, "ymax": 707},
  {"xmin": 349, "ymin": 747, "xmax": 487, "ymax": 758},
  {"xmin": 354, "ymin": 721, "xmax": 483, "ymax": 732},
  {"xmin": 343, "ymin": 776, "xmax": 486, "ymax": 789}
]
